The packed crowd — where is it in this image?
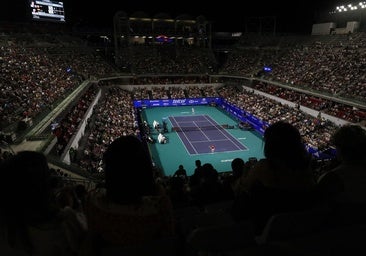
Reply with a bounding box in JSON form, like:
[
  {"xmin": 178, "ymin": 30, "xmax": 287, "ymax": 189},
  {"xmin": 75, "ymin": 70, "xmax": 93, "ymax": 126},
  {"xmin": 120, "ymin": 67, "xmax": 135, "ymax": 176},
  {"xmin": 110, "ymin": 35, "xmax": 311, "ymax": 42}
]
[
  {"xmin": 1, "ymin": 121, "xmax": 365, "ymax": 255},
  {"xmin": 1, "ymin": 26, "xmax": 366, "ymax": 256}
]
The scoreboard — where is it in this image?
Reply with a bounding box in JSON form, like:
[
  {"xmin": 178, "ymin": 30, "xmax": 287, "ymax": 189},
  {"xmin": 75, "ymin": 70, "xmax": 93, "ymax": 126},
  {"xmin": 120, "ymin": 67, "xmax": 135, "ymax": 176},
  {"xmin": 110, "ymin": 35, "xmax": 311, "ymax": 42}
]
[{"xmin": 29, "ymin": 0, "xmax": 65, "ymax": 22}]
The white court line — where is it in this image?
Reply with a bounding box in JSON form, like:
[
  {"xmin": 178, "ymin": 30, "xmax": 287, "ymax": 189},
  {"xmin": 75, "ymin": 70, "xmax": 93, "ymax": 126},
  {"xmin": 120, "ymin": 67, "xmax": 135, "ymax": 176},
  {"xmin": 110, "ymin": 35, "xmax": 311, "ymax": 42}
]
[
  {"xmin": 204, "ymin": 115, "xmax": 244, "ymax": 150},
  {"xmin": 170, "ymin": 116, "xmax": 198, "ymax": 155}
]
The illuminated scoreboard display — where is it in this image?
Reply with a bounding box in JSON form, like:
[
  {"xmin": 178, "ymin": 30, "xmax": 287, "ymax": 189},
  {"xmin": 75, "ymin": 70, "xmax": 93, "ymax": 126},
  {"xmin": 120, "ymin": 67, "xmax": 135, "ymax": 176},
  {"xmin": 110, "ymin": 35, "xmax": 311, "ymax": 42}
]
[{"xmin": 29, "ymin": 0, "xmax": 65, "ymax": 22}]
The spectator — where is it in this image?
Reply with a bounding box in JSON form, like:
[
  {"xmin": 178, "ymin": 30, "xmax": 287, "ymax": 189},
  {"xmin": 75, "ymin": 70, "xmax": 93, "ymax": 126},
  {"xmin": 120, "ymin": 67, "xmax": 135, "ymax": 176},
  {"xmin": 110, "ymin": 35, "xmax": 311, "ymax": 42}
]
[
  {"xmin": 231, "ymin": 157, "xmax": 246, "ymax": 180},
  {"xmin": 83, "ymin": 135, "xmax": 175, "ymax": 249},
  {"xmin": 231, "ymin": 121, "xmax": 322, "ymax": 234},
  {"xmin": 167, "ymin": 175, "xmax": 191, "ymax": 209},
  {"xmin": 189, "ymin": 159, "xmax": 203, "ymax": 188},
  {"xmin": 173, "ymin": 164, "xmax": 188, "ymax": 182},
  {"xmin": 190, "ymin": 163, "xmax": 224, "ymax": 207},
  {"xmin": 318, "ymin": 124, "xmax": 366, "ymax": 204},
  {"xmin": 225, "ymin": 157, "xmax": 247, "ymax": 198},
  {"xmin": 0, "ymin": 151, "xmax": 86, "ymax": 256}
]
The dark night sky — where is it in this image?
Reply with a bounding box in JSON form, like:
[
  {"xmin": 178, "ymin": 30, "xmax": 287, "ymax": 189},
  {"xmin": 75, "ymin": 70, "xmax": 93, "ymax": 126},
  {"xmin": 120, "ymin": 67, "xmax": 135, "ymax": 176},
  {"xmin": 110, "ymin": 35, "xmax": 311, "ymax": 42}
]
[
  {"xmin": 2, "ymin": 1, "xmax": 343, "ymax": 33},
  {"xmin": 63, "ymin": 0, "xmax": 336, "ymax": 32}
]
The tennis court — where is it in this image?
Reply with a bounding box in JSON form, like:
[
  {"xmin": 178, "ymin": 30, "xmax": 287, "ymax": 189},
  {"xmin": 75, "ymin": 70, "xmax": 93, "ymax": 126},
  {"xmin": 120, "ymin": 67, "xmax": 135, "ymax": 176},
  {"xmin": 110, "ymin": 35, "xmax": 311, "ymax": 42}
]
[
  {"xmin": 169, "ymin": 115, "xmax": 247, "ymax": 155},
  {"xmin": 141, "ymin": 105, "xmax": 265, "ymax": 176}
]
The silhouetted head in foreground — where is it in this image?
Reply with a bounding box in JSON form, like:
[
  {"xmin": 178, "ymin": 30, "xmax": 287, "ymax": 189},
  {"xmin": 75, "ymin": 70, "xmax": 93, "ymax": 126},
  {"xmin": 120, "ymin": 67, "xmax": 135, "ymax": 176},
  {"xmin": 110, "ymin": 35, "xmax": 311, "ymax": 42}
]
[
  {"xmin": 264, "ymin": 121, "xmax": 310, "ymax": 171},
  {"xmin": 103, "ymin": 135, "xmax": 156, "ymax": 204},
  {"xmin": 331, "ymin": 124, "xmax": 366, "ymax": 164}
]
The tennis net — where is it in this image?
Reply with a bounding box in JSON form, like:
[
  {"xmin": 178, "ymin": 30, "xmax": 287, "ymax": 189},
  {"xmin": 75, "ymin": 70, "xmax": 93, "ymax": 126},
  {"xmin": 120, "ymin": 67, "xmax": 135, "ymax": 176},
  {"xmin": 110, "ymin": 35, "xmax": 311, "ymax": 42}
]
[{"xmin": 171, "ymin": 124, "xmax": 231, "ymax": 132}]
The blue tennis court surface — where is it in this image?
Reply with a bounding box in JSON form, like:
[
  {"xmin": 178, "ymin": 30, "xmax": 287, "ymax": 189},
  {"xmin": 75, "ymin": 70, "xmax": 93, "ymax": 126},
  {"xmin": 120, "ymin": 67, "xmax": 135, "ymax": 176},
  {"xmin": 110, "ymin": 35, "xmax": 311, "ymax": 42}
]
[{"xmin": 169, "ymin": 114, "xmax": 248, "ymax": 155}]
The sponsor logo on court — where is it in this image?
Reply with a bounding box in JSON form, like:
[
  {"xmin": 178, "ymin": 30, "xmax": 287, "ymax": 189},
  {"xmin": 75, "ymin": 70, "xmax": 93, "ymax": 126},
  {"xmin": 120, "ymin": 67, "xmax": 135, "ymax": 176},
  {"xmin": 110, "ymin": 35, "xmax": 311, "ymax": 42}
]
[{"xmin": 172, "ymin": 99, "xmax": 186, "ymax": 104}]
